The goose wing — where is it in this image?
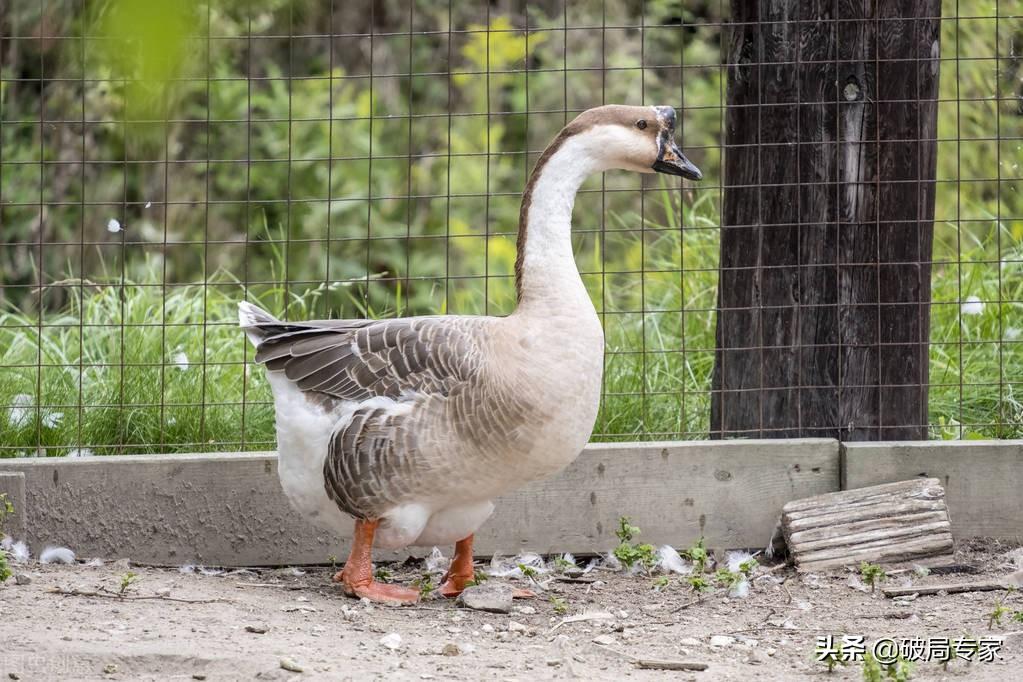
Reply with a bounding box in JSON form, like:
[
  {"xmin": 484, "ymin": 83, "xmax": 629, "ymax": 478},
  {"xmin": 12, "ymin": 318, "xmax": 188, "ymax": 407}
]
[{"xmin": 252, "ymin": 314, "xmax": 486, "ymax": 402}]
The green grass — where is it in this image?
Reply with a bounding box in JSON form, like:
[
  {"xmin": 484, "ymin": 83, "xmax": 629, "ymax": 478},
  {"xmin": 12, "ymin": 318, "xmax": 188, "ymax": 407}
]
[{"xmin": 1, "ymin": 191, "xmax": 1020, "ymax": 457}]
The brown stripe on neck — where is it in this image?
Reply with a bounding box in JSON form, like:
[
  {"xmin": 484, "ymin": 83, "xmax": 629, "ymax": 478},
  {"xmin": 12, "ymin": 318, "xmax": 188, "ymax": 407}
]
[{"xmin": 514, "ymin": 105, "xmax": 655, "ymax": 303}]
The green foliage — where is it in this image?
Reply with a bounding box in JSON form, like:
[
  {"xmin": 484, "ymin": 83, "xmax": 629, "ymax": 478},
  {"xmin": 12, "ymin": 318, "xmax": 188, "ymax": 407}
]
[
  {"xmin": 612, "ymin": 516, "xmax": 657, "ymax": 572},
  {"xmin": 118, "ymin": 571, "xmax": 139, "ymax": 595},
  {"xmin": 859, "ymin": 562, "xmax": 887, "ymax": 594},
  {"xmin": 686, "ymin": 575, "xmax": 710, "ymax": 592},
  {"xmin": 680, "ymin": 537, "xmax": 709, "ymax": 575},
  {"xmin": 549, "ymin": 595, "xmax": 568, "ymax": 614},
  {"xmin": 816, "ymin": 640, "xmax": 847, "ymax": 673},
  {"xmin": 373, "ymin": 567, "xmax": 392, "ymax": 583},
  {"xmin": 517, "ymin": 563, "xmax": 540, "ymax": 583},
  {"xmin": 0, "ymin": 493, "xmax": 14, "ymax": 582},
  {"xmin": 0, "ymin": 551, "xmax": 10, "ymax": 583},
  {"xmin": 411, "ymin": 574, "xmax": 435, "ymax": 597},
  {"xmin": 651, "ymin": 575, "xmax": 670, "ymax": 591},
  {"xmin": 859, "ymin": 654, "xmax": 916, "ymax": 682}
]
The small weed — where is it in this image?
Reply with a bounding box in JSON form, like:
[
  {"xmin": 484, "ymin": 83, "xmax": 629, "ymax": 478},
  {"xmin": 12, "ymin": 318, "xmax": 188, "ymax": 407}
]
[
  {"xmin": 552, "ymin": 555, "xmax": 576, "ymax": 573},
  {"xmin": 612, "ymin": 516, "xmax": 657, "ymax": 572},
  {"xmin": 714, "ymin": 567, "xmax": 746, "ymax": 591},
  {"xmin": 651, "ymin": 575, "xmax": 670, "ymax": 591},
  {"xmin": 863, "ymin": 652, "xmax": 914, "ymax": 681},
  {"xmin": 517, "ymin": 563, "xmax": 541, "ymax": 583},
  {"xmin": 988, "ymin": 588, "xmax": 1019, "ymax": 629},
  {"xmin": 412, "ymin": 574, "xmax": 435, "ymax": 597},
  {"xmin": 471, "ymin": 568, "xmax": 488, "ymax": 585},
  {"xmin": 373, "ymin": 567, "xmax": 392, "ymax": 582},
  {"xmin": 118, "ymin": 572, "xmax": 139, "ymax": 595},
  {"xmin": 0, "ymin": 493, "xmax": 13, "ymax": 582},
  {"xmin": 681, "ymin": 537, "xmax": 708, "ymax": 574},
  {"xmin": 859, "ymin": 562, "xmax": 887, "ymax": 594},
  {"xmin": 549, "ymin": 595, "xmax": 568, "ymax": 614},
  {"xmin": 0, "ymin": 550, "xmax": 10, "ymax": 583},
  {"xmin": 815, "ymin": 640, "xmax": 846, "ymax": 673},
  {"xmin": 328, "ymin": 555, "xmax": 338, "ymax": 572},
  {"xmin": 738, "ymin": 557, "xmax": 759, "ymax": 576},
  {"xmin": 1011, "ymin": 611, "xmax": 1023, "ymax": 623},
  {"xmin": 686, "ymin": 575, "xmax": 710, "ymax": 592}
]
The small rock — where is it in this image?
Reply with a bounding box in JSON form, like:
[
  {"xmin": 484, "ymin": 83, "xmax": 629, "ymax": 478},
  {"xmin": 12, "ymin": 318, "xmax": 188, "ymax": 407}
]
[
  {"xmin": 14, "ymin": 574, "xmax": 32, "ymax": 586},
  {"xmin": 379, "ymin": 633, "xmax": 402, "ymax": 650},
  {"xmin": 441, "ymin": 643, "xmax": 460, "ymax": 657},
  {"xmin": 592, "ymin": 634, "xmax": 616, "ymax": 646},
  {"xmin": 9, "ymin": 674, "xmax": 21, "ymax": 681},
  {"xmin": 481, "ymin": 624, "xmax": 495, "ymax": 634},
  {"xmin": 513, "ymin": 605, "xmax": 537, "ymax": 615},
  {"xmin": 616, "ymin": 610, "xmax": 629, "ymax": 619},
  {"xmin": 155, "ymin": 587, "xmax": 172, "ymax": 597},
  {"xmin": 546, "ymin": 659, "xmax": 561, "ymax": 667},
  {"xmin": 457, "ymin": 584, "xmax": 514, "ymax": 614},
  {"xmin": 710, "ymin": 635, "xmax": 736, "ymax": 647},
  {"xmin": 192, "ymin": 675, "xmax": 207, "ymax": 681},
  {"xmin": 103, "ymin": 664, "xmax": 117, "ymax": 675},
  {"xmin": 507, "ymin": 621, "xmax": 527, "ymax": 633},
  {"xmin": 766, "ymin": 648, "xmax": 777, "ymax": 657},
  {"xmin": 745, "ymin": 650, "xmax": 767, "ymax": 665},
  {"xmin": 279, "ymin": 658, "xmax": 303, "ymax": 673},
  {"xmin": 246, "ymin": 624, "xmax": 269, "ymax": 634},
  {"xmin": 678, "ymin": 637, "xmax": 701, "ymax": 647}
]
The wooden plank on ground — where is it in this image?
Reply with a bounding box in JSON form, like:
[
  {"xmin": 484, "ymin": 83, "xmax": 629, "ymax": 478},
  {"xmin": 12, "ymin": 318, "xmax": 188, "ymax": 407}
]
[
  {"xmin": 843, "ymin": 441, "xmax": 1023, "ymax": 539},
  {"xmin": 782, "ymin": 478, "xmax": 954, "ymax": 572},
  {"xmin": 0, "ymin": 439, "xmax": 839, "ymax": 566},
  {"xmin": 0, "ymin": 472, "xmax": 26, "ymax": 541}
]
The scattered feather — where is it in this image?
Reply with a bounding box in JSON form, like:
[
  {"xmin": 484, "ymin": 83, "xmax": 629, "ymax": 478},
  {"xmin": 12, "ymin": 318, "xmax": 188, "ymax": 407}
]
[
  {"xmin": 725, "ymin": 550, "xmax": 755, "ymax": 573},
  {"xmin": 425, "ymin": 546, "xmax": 448, "ymax": 574},
  {"xmin": 1006, "ymin": 327, "xmax": 1021, "ymax": 341},
  {"xmin": 603, "ymin": 551, "xmax": 622, "ymax": 572},
  {"xmin": 8, "ymin": 393, "xmax": 33, "ymax": 427},
  {"xmin": 179, "ymin": 564, "xmax": 196, "ymax": 574},
  {"xmin": 728, "ymin": 576, "xmax": 750, "ymax": 599},
  {"xmin": 655, "ymin": 545, "xmax": 691, "ymax": 574},
  {"xmin": 487, "ymin": 552, "xmax": 548, "ymax": 578},
  {"xmin": 961, "ymin": 295, "xmax": 984, "ymax": 315},
  {"xmin": 171, "ymin": 351, "xmax": 190, "ymax": 371},
  {"xmin": 144, "ymin": 201, "xmax": 152, "ymax": 209},
  {"xmin": 107, "ymin": 218, "xmax": 122, "ymax": 233},
  {"xmin": 85, "ymin": 557, "xmax": 105, "ymax": 567},
  {"xmin": 40, "ymin": 546, "xmax": 76, "ymax": 564},
  {"xmin": 199, "ymin": 566, "xmax": 224, "ymax": 576},
  {"xmin": 288, "ymin": 567, "xmax": 306, "ymax": 576},
  {"xmin": 2, "ymin": 536, "xmax": 30, "ymax": 563}
]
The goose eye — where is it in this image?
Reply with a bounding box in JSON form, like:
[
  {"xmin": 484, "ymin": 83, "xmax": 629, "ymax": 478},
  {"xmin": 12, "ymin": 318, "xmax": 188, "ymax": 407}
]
[{"xmin": 636, "ymin": 119, "xmax": 648, "ymax": 130}]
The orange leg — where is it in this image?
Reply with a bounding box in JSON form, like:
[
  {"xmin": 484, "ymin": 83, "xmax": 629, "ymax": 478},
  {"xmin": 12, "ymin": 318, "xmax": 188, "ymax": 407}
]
[
  {"xmin": 332, "ymin": 519, "xmax": 420, "ymax": 605},
  {"xmin": 438, "ymin": 535, "xmax": 476, "ymax": 598}
]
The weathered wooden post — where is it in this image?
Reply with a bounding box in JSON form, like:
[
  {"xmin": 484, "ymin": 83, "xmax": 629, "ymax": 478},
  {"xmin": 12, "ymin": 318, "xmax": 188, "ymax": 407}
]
[{"xmin": 711, "ymin": 1, "xmax": 941, "ymax": 440}]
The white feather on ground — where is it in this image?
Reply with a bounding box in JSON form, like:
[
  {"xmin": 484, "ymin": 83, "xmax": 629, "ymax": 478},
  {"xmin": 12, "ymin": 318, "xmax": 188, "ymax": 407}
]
[
  {"xmin": 725, "ymin": 550, "xmax": 756, "ymax": 573},
  {"xmin": 2, "ymin": 536, "xmax": 31, "ymax": 563},
  {"xmin": 424, "ymin": 546, "xmax": 448, "ymax": 574},
  {"xmin": 39, "ymin": 546, "xmax": 76, "ymax": 564},
  {"xmin": 487, "ymin": 553, "xmax": 548, "ymax": 578},
  {"xmin": 655, "ymin": 545, "xmax": 692, "ymax": 574}
]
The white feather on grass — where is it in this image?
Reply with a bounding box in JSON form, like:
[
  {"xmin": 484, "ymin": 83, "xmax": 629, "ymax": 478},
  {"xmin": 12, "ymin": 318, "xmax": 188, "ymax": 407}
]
[{"xmin": 40, "ymin": 546, "xmax": 76, "ymax": 564}]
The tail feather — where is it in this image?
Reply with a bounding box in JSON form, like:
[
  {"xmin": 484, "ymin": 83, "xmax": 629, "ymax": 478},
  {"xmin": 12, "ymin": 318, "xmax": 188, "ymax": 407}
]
[{"xmin": 238, "ymin": 301, "xmax": 286, "ymax": 347}]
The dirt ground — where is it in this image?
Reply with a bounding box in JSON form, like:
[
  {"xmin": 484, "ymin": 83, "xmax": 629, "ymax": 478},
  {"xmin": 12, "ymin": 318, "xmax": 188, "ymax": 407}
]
[{"xmin": 1, "ymin": 539, "xmax": 1021, "ymax": 681}]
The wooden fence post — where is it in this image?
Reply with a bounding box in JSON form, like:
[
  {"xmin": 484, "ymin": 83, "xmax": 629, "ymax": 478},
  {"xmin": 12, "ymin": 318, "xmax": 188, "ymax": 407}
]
[{"xmin": 711, "ymin": 1, "xmax": 941, "ymax": 440}]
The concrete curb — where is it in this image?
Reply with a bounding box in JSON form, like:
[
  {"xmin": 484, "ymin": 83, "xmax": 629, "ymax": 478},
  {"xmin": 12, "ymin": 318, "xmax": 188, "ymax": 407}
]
[{"xmin": 0, "ymin": 439, "xmax": 839, "ymax": 566}]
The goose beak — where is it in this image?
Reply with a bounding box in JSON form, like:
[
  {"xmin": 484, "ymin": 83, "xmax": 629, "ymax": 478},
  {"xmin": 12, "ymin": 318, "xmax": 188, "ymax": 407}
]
[{"xmin": 652, "ymin": 139, "xmax": 702, "ymax": 181}]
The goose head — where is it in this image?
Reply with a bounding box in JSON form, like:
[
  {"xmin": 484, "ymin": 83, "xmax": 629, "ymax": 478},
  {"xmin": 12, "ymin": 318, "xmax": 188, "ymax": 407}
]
[{"xmin": 557, "ymin": 104, "xmax": 702, "ymax": 181}]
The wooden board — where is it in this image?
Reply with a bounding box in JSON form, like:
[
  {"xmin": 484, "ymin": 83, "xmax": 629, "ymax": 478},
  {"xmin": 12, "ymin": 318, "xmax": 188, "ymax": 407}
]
[
  {"xmin": 782, "ymin": 478, "xmax": 954, "ymax": 572},
  {"xmin": 0, "ymin": 439, "xmax": 839, "ymax": 566},
  {"xmin": 843, "ymin": 441, "xmax": 1023, "ymax": 539}
]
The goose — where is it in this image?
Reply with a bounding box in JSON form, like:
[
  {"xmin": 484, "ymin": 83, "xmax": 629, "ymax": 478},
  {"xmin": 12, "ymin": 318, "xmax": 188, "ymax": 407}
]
[{"xmin": 238, "ymin": 104, "xmax": 701, "ymax": 604}]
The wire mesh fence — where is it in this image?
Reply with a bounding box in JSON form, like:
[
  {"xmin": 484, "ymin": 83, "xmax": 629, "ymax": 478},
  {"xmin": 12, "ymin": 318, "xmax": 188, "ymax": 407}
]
[{"xmin": 0, "ymin": 1, "xmax": 1020, "ymax": 456}]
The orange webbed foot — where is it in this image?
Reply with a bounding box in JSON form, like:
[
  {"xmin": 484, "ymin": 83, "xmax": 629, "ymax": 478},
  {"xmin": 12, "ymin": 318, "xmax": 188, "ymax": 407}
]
[{"xmin": 343, "ymin": 580, "xmax": 421, "ymax": 605}]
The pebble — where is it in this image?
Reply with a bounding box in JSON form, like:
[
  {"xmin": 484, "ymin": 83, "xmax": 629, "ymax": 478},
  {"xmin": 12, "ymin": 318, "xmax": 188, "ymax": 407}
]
[
  {"xmin": 441, "ymin": 643, "xmax": 460, "ymax": 657},
  {"xmin": 592, "ymin": 634, "xmax": 616, "ymax": 646},
  {"xmin": 457, "ymin": 584, "xmax": 514, "ymax": 614},
  {"xmin": 245, "ymin": 624, "xmax": 269, "ymax": 634},
  {"xmin": 14, "ymin": 574, "xmax": 32, "ymax": 586},
  {"xmin": 710, "ymin": 635, "xmax": 736, "ymax": 647},
  {"xmin": 481, "ymin": 624, "xmax": 495, "ymax": 634},
  {"xmin": 192, "ymin": 675, "xmax": 207, "ymax": 681},
  {"xmin": 678, "ymin": 637, "xmax": 701, "ymax": 647},
  {"xmin": 507, "ymin": 621, "xmax": 527, "ymax": 633},
  {"xmin": 379, "ymin": 633, "xmax": 402, "ymax": 650},
  {"xmin": 513, "ymin": 605, "xmax": 537, "ymax": 615},
  {"xmin": 279, "ymin": 658, "xmax": 303, "ymax": 673}
]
